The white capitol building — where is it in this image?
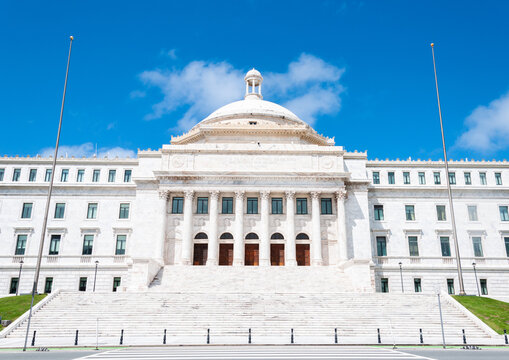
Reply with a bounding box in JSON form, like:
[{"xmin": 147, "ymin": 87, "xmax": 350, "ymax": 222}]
[{"xmin": 1, "ymin": 69, "xmax": 509, "ymax": 301}]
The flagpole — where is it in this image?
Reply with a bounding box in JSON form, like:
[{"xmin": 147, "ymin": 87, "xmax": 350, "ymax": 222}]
[
  {"xmin": 23, "ymin": 35, "xmax": 74, "ymax": 351},
  {"xmin": 430, "ymin": 43, "xmax": 466, "ymax": 296}
]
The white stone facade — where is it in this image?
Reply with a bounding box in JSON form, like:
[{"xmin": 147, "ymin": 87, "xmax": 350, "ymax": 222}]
[{"xmin": 0, "ymin": 70, "xmax": 508, "ymax": 297}]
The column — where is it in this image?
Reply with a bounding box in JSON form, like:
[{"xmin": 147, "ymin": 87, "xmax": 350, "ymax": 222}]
[
  {"xmin": 207, "ymin": 190, "xmax": 219, "ymax": 266},
  {"xmin": 181, "ymin": 190, "xmax": 194, "ymax": 265},
  {"xmin": 157, "ymin": 190, "xmax": 169, "ymax": 262},
  {"xmin": 336, "ymin": 188, "xmax": 348, "ymax": 262},
  {"xmin": 233, "ymin": 190, "xmax": 245, "ymax": 266},
  {"xmin": 285, "ymin": 191, "xmax": 297, "ymax": 266},
  {"xmin": 311, "ymin": 191, "xmax": 323, "ymax": 265},
  {"xmin": 260, "ymin": 190, "xmax": 270, "ymax": 266}
]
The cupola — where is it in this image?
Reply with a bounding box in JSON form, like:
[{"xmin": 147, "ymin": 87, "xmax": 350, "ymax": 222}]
[{"xmin": 244, "ymin": 68, "xmax": 263, "ymax": 100}]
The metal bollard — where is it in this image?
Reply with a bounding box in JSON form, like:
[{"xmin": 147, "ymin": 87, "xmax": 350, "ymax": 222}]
[
  {"xmin": 377, "ymin": 328, "xmax": 381, "ymax": 344},
  {"xmin": 120, "ymin": 329, "xmax": 124, "ymax": 345},
  {"xmin": 163, "ymin": 329, "xmax": 167, "ymax": 345},
  {"xmin": 291, "ymin": 328, "xmax": 294, "ymax": 344},
  {"xmin": 31, "ymin": 330, "xmax": 36, "ymax": 347},
  {"xmin": 207, "ymin": 329, "xmax": 210, "ymax": 344},
  {"xmin": 74, "ymin": 330, "xmax": 79, "ymax": 346},
  {"xmin": 419, "ymin": 328, "xmax": 423, "ymax": 344},
  {"xmin": 504, "ymin": 329, "xmax": 508, "ymax": 345},
  {"xmin": 462, "ymin": 329, "xmax": 467, "ymax": 344},
  {"xmin": 248, "ymin": 328, "xmax": 251, "ymax": 344},
  {"xmin": 335, "ymin": 328, "xmax": 338, "ymax": 344}
]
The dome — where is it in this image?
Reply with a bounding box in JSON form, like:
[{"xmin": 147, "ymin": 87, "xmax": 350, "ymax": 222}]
[{"xmin": 245, "ymin": 68, "xmax": 262, "ymax": 79}]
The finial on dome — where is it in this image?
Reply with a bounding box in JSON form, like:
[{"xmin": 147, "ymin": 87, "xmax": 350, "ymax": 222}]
[{"xmin": 244, "ymin": 68, "xmax": 263, "ymax": 100}]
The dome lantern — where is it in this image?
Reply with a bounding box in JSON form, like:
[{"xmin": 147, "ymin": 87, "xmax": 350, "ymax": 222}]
[{"xmin": 244, "ymin": 68, "xmax": 263, "ymax": 100}]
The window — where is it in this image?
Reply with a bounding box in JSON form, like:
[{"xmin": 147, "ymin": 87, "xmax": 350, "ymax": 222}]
[
  {"xmin": 500, "ymin": 206, "xmax": 509, "ymax": 221},
  {"xmin": 414, "ymin": 278, "xmax": 422, "ymax": 293},
  {"xmin": 372, "ymin": 172, "xmax": 380, "ymax": 184},
  {"xmin": 480, "ymin": 279, "xmax": 488, "ymax": 295},
  {"xmin": 321, "ymin": 198, "xmax": 332, "ymax": 214},
  {"xmin": 271, "ymin": 233, "xmax": 284, "ymax": 240},
  {"xmin": 82, "ymin": 235, "xmax": 94, "ymax": 255},
  {"xmin": 0, "ymin": 168, "xmax": 4, "ymax": 181},
  {"xmin": 447, "ymin": 279, "xmax": 455, "ymax": 294},
  {"xmin": 76, "ymin": 169, "xmax": 84, "ymax": 182},
  {"xmin": 79, "ymin": 277, "xmax": 87, "ymax": 291},
  {"xmin": 92, "ymin": 169, "xmax": 100, "ymax": 182},
  {"xmin": 272, "ymin": 198, "xmax": 283, "ymax": 214},
  {"xmin": 116, "ymin": 235, "xmax": 126, "ymax": 255},
  {"xmin": 49, "ymin": 235, "xmax": 60, "ymax": 255},
  {"xmin": 221, "ymin": 197, "xmax": 233, "ymax": 214},
  {"xmin": 172, "ymin": 197, "xmax": 184, "ymax": 214},
  {"xmin": 54, "ymin": 203, "xmax": 65, "ymax": 219},
  {"xmin": 296, "ymin": 198, "xmax": 308, "ymax": 215},
  {"xmin": 119, "ymin": 203, "xmax": 130, "ymax": 219},
  {"xmin": 21, "ymin": 203, "xmax": 33, "ymax": 219},
  {"xmin": 247, "ymin": 197, "xmax": 258, "ymax": 214},
  {"xmin": 448, "ymin": 172, "xmax": 456, "ymax": 185},
  {"xmin": 44, "ymin": 277, "xmax": 53, "ymax": 294},
  {"xmin": 15, "ymin": 235, "xmax": 27, "ymax": 255},
  {"xmin": 495, "ymin": 172, "xmax": 502, "ymax": 185},
  {"xmin": 403, "ymin": 172, "xmax": 410, "ymax": 184},
  {"xmin": 388, "ymin": 172, "xmax": 395, "ymax": 184},
  {"xmin": 12, "ymin": 168, "xmax": 21, "ymax": 181},
  {"xmin": 29, "ymin": 169, "xmax": 37, "ymax": 182},
  {"xmin": 467, "ymin": 205, "xmax": 478, "ymax": 221},
  {"xmin": 472, "ymin": 236, "xmax": 483, "ymax": 257},
  {"xmin": 87, "ymin": 203, "xmax": 98, "ymax": 219},
  {"xmin": 376, "ymin": 236, "xmax": 387, "ymax": 256},
  {"xmin": 505, "ymin": 237, "xmax": 509, "ymax": 257},
  {"xmin": 408, "ymin": 236, "xmax": 419, "ymax": 256},
  {"xmin": 464, "ymin": 172, "xmax": 471, "ymax": 185},
  {"xmin": 374, "ymin": 205, "xmax": 384, "ymax": 221},
  {"xmin": 439, "ymin": 236, "xmax": 451, "ymax": 256},
  {"xmin": 9, "ymin": 278, "xmax": 19, "ymax": 294},
  {"xmin": 434, "ymin": 172, "xmax": 441, "ymax": 185},
  {"xmin": 405, "ymin": 205, "xmax": 415, "ymax": 221},
  {"xmin": 418, "ymin": 172, "xmax": 426, "ymax": 185},
  {"xmin": 436, "ymin": 205, "xmax": 447, "ymax": 221},
  {"xmin": 480, "ymin": 172, "xmax": 487, "ymax": 185},
  {"xmin": 123, "ymin": 170, "xmax": 132, "ymax": 182},
  {"xmin": 197, "ymin": 197, "xmax": 208, "ymax": 214},
  {"xmin": 60, "ymin": 169, "xmax": 69, "ymax": 182},
  {"xmin": 381, "ymin": 278, "xmax": 389, "ymax": 293},
  {"xmin": 108, "ymin": 169, "xmax": 116, "ymax": 182},
  {"xmin": 45, "ymin": 169, "xmax": 52, "ymax": 182},
  {"xmin": 113, "ymin": 277, "xmax": 121, "ymax": 292}
]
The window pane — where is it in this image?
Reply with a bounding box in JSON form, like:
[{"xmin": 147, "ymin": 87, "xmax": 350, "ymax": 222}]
[
  {"xmin": 468, "ymin": 205, "xmax": 478, "ymax": 221},
  {"xmin": 500, "ymin": 206, "xmax": 509, "ymax": 221},
  {"xmin": 124, "ymin": 170, "xmax": 132, "ymax": 182},
  {"xmin": 92, "ymin": 170, "xmax": 100, "ymax": 182},
  {"xmin": 45, "ymin": 169, "xmax": 52, "ymax": 182},
  {"xmin": 381, "ymin": 278, "xmax": 389, "ymax": 293},
  {"xmin": 77, "ymin": 169, "xmax": 84, "ymax": 182},
  {"xmin": 464, "ymin": 172, "xmax": 471, "ymax": 185},
  {"xmin": 321, "ymin": 198, "xmax": 332, "ymax": 214},
  {"xmin": 440, "ymin": 237, "xmax": 451, "ymax": 257},
  {"xmin": 172, "ymin": 197, "xmax": 184, "ymax": 214},
  {"xmin": 408, "ymin": 236, "xmax": 419, "ymax": 256},
  {"xmin": 272, "ymin": 198, "xmax": 283, "ymax": 214},
  {"xmin": 29, "ymin": 169, "xmax": 37, "ymax": 182},
  {"xmin": 374, "ymin": 205, "xmax": 384, "ymax": 221},
  {"xmin": 296, "ymin": 198, "xmax": 307, "ymax": 215},
  {"xmin": 505, "ymin": 237, "xmax": 509, "ymax": 257},
  {"xmin": 436, "ymin": 205, "xmax": 446, "ymax": 221},
  {"xmin": 447, "ymin": 279, "xmax": 455, "ymax": 294},
  {"xmin": 472, "ymin": 236, "xmax": 483, "ymax": 257},
  {"xmin": 373, "ymin": 172, "xmax": 380, "ymax": 184},
  {"xmin": 448, "ymin": 172, "xmax": 456, "ymax": 185},
  {"xmin": 82, "ymin": 235, "xmax": 94, "ymax": 255},
  {"xmin": 221, "ymin": 197, "xmax": 233, "ymax": 214},
  {"xmin": 9, "ymin": 278, "xmax": 19, "ymax": 294},
  {"xmin": 119, "ymin": 203, "xmax": 130, "ymax": 219},
  {"xmin": 15, "ymin": 235, "xmax": 27, "ymax": 255},
  {"xmin": 0, "ymin": 168, "xmax": 4, "ymax": 181},
  {"xmin": 108, "ymin": 170, "xmax": 116, "ymax": 182},
  {"xmin": 116, "ymin": 235, "xmax": 126, "ymax": 255},
  {"xmin": 405, "ymin": 205, "xmax": 415, "ymax": 221},
  {"xmin": 13, "ymin": 168, "xmax": 21, "ymax": 181},
  {"xmin": 87, "ymin": 203, "xmax": 98, "ymax": 219},
  {"xmin": 197, "ymin": 197, "xmax": 208, "ymax": 214},
  {"xmin": 403, "ymin": 172, "xmax": 410, "ymax": 184},
  {"xmin": 49, "ymin": 235, "xmax": 60, "ymax": 255},
  {"xmin": 44, "ymin": 278, "xmax": 53, "ymax": 294},
  {"xmin": 388, "ymin": 172, "xmax": 395, "ymax": 184},
  {"xmin": 418, "ymin": 172, "xmax": 426, "ymax": 185},
  {"xmin": 79, "ymin": 277, "xmax": 87, "ymax": 291},
  {"xmin": 61, "ymin": 169, "xmax": 69, "ymax": 182},
  {"xmin": 480, "ymin": 172, "xmax": 487, "ymax": 185},
  {"xmin": 376, "ymin": 236, "xmax": 387, "ymax": 256},
  {"xmin": 21, "ymin": 203, "xmax": 33, "ymax": 218},
  {"xmin": 414, "ymin": 278, "xmax": 422, "ymax": 293},
  {"xmin": 247, "ymin": 198, "xmax": 258, "ymax": 214},
  {"xmin": 495, "ymin": 173, "xmax": 502, "ymax": 185},
  {"xmin": 54, "ymin": 203, "xmax": 65, "ymax": 219},
  {"xmin": 434, "ymin": 172, "xmax": 441, "ymax": 185},
  {"xmin": 113, "ymin": 277, "xmax": 121, "ymax": 292},
  {"xmin": 480, "ymin": 279, "xmax": 488, "ymax": 295}
]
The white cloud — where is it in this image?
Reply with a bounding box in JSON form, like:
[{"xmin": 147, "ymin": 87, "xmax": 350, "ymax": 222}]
[
  {"xmin": 137, "ymin": 53, "xmax": 345, "ymax": 130},
  {"xmin": 455, "ymin": 91, "xmax": 509, "ymax": 153},
  {"xmin": 129, "ymin": 90, "xmax": 146, "ymax": 99},
  {"xmin": 39, "ymin": 142, "xmax": 136, "ymax": 158}
]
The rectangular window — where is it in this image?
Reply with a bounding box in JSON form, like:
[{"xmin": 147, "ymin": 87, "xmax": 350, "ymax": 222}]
[
  {"xmin": 108, "ymin": 169, "xmax": 116, "ymax": 182},
  {"xmin": 15, "ymin": 235, "xmax": 27, "ymax": 255},
  {"xmin": 500, "ymin": 206, "xmax": 509, "ymax": 221},
  {"xmin": 82, "ymin": 235, "xmax": 94, "ymax": 255},
  {"xmin": 436, "ymin": 205, "xmax": 447, "ymax": 221},
  {"xmin": 321, "ymin": 198, "xmax": 332, "ymax": 214},
  {"xmin": 247, "ymin": 197, "xmax": 258, "ymax": 214},
  {"xmin": 372, "ymin": 171, "xmax": 380, "ymax": 184},
  {"xmin": 79, "ymin": 277, "xmax": 87, "ymax": 292},
  {"xmin": 467, "ymin": 205, "xmax": 478, "ymax": 221},
  {"xmin": 119, "ymin": 203, "xmax": 130, "ymax": 219},
  {"xmin": 448, "ymin": 172, "xmax": 456, "ymax": 185},
  {"xmin": 113, "ymin": 277, "xmax": 121, "ymax": 292},
  {"xmin": 9, "ymin": 278, "xmax": 19, "ymax": 294},
  {"xmin": 408, "ymin": 236, "xmax": 419, "ymax": 256},
  {"xmin": 418, "ymin": 172, "xmax": 426, "ymax": 185},
  {"xmin": 403, "ymin": 172, "xmax": 410, "ymax": 184},
  {"xmin": 272, "ymin": 198, "xmax": 283, "ymax": 214},
  {"xmin": 434, "ymin": 172, "xmax": 441, "ymax": 185},
  {"xmin": 49, "ymin": 235, "xmax": 60, "ymax": 255},
  {"xmin": 123, "ymin": 170, "xmax": 132, "ymax": 182},
  {"xmin": 29, "ymin": 169, "xmax": 37, "ymax": 182},
  {"xmin": 12, "ymin": 168, "xmax": 21, "ymax": 182},
  {"xmin": 116, "ymin": 235, "xmax": 126, "ymax": 255},
  {"xmin": 414, "ymin": 278, "xmax": 422, "ymax": 293},
  {"xmin": 381, "ymin": 278, "xmax": 389, "ymax": 293},
  {"xmin": 505, "ymin": 237, "xmax": 509, "ymax": 257},
  {"xmin": 440, "ymin": 236, "xmax": 451, "ymax": 257},
  {"xmin": 60, "ymin": 169, "xmax": 69, "ymax": 182},
  {"xmin": 388, "ymin": 172, "xmax": 395, "ymax": 185},
  {"xmin": 54, "ymin": 203, "xmax": 65, "ymax": 219},
  {"xmin": 21, "ymin": 203, "xmax": 33, "ymax": 219},
  {"xmin": 92, "ymin": 169, "xmax": 100, "ymax": 182},
  {"xmin": 376, "ymin": 236, "xmax": 387, "ymax": 256},
  {"xmin": 44, "ymin": 277, "xmax": 53, "ymax": 294},
  {"xmin": 405, "ymin": 205, "xmax": 415, "ymax": 221},
  {"xmin": 464, "ymin": 172, "xmax": 471, "ymax": 185},
  {"xmin": 374, "ymin": 205, "xmax": 384, "ymax": 221},
  {"xmin": 480, "ymin": 279, "xmax": 488, "ymax": 295},
  {"xmin": 222, "ymin": 197, "xmax": 233, "ymax": 214},
  {"xmin": 87, "ymin": 203, "xmax": 98, "ymax": 219},
  {"xmin": 447, "ymin": 279, "xmax": 455, "ymax": 295},
  {"xmin": 0, "ymin": 168, "xmax": 4, "ymax": 181},
  {"xmin": 480, "ymin": 172, "xmax": 487, "ymax": 185},
  {"xmin": 472, "ymin": 236, "xmax": 483, "ymax": 257},
  {"xmin": 76, "ymin": 169, "xmax": 84, "ymax": 182},
  {"xmin": 172, "ymin": 197, "xmax": 184, "ymax": 214},
  {"xmin": 45, "ymin": 169, "xmax": 52, "ymax": 182},
  {"xmin": 296, "ymin": 198, "xmax": 308, "ymax": 215},
  {"xmin": 494, "ymin": 172, "xmax": 503, "ymax": 185},
  {"xmin": 197, "ymin": 197, "xmax": 208, "ymax": 214}
]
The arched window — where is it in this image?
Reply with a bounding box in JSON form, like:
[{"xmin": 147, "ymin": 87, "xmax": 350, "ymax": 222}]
[
  {"xmin": 245, "ymin": 232, "xmax": 259, "ymax": 240},
  {"xmin": 296, "ymin": 233, "xmax": 309, "ymax": 240},
  {"xmin": 271, "ymin": 233, "xmax": 284, "ymax": 240},
  {"xmin": 194, "ymin": 232, "xmax": 208, "ymax": 239},
  {"xmin": 220, "ymin": 232, "xmax": 233, "ymax": 240}
]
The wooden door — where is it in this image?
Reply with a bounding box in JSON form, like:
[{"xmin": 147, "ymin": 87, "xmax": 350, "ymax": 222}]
[
  {"xmin": 296, "ymin": 244, "xmax": 310, "ymax": 266},
  {"xmin": 271, "ymin": 244, "xmax": 285, "ymax": 266},
  {"xmin": 245, "ymin": 244, "xmax": 259, "ymax": 266},
  {"xmin": 193, "ymin": 244, "xmax": 208, "ymax": 265},
  {"xmin": 219, "ymin": 244, "xmax": 234, "ymax": 266}
]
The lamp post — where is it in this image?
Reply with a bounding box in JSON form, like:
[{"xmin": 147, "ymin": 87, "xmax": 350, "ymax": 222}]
[
  {"xmin": 16, "ymin": 260, "xmax": 24, "ymax": 296},
  {"xmin": 435, "ymin": 286, "xmax": 446, "ymax": 349},
  {"xmin": 472, "ymin": 262, "xmax": 480, "ymax": 296},
  {"xmin": 398, "ymin": 262, "xmax": 404, "ymax": 293},
  {"xmin": 93, "ymin": 261, "xmax": 99, "ymax": 292}
]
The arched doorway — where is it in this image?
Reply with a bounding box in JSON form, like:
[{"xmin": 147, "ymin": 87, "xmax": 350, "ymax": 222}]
[
  {"xmin": 296, "ymin": 233, "xmax": 310, "ymax": 266},
  {"xmin": 270, "ymin": 233, "xmax": 285, "ymax": 266},
  {"xmin": 193, "ymin": 232, "xmax": 208, "ymax": 265},
  {"xmin": 219, "ymin": 232, "xmax": 233, "ymax": 266},
  {"xmin": 244, "ymin": 233, "xmax": 259, "ymax": 266}
]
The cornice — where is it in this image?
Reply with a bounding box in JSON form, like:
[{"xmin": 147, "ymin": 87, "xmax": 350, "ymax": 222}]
[{"xmin": 367, "ymin": 159, "xmax": 509, "ymax": 168}]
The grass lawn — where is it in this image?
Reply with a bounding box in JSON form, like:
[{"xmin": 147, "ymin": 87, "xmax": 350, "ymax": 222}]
[
  {"xmin": 0, "ymin": 294, "xmax": 46, "ymax": 331},
  {"xmin": 453, "ymin": 295, "xmax": 509, "ymax": 334}
]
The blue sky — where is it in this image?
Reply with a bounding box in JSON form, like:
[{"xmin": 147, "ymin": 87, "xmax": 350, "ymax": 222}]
[{"xmin": 1, "ymin": 0, "xmax": 509, "ymax": 160}]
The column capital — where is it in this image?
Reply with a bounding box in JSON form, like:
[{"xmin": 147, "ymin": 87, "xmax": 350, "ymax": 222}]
[
  {"xmin": 285, "ymin": 190, "xmax": 295, "ymax": 199},
  {"xmin": 184, "ymin": 190, "xmax": 195, "ymax": 200},
  {"xmin": 260, "ymin": 190, "xmax": 271, "ymax": 200},
  {"xmin": 235, "ymin": 190, "xmax": 245, "ymax": 200},
  {"xmin": 335, "ymin": 188, "xmax": 347, "ymax": 200},
  {"xmin": 209, "ymin": 190, "xmax": 220, "ymax": 200},
  {"xmin": 310, "ymin": 191, "xmax": 321, "ymax": 200},
  {"xmin": 158, "ymin": 190, "xmax": 170, "ymax": 200}
]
